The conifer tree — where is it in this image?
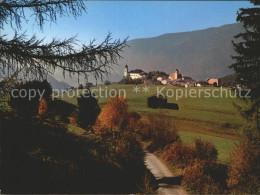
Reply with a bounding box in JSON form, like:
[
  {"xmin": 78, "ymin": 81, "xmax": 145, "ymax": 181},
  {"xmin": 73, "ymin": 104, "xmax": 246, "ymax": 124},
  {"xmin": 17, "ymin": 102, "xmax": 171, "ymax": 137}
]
[
  {"xmin": 230, "ymin": 0, "xmax": 260, "ymax": 135},
  {"xmin": 77, "ymin": 90, "xmax": 100, "ymax": 130}
]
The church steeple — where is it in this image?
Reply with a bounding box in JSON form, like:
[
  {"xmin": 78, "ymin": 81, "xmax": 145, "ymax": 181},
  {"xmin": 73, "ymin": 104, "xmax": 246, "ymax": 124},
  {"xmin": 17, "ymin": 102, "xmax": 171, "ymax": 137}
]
[
  {"xmin": 175, "ymin": 69, "xmax": 179, "ymax": 79},
  {"xmin": 124, "ymin": 64, "xmax": 129, "ymax": 77}
]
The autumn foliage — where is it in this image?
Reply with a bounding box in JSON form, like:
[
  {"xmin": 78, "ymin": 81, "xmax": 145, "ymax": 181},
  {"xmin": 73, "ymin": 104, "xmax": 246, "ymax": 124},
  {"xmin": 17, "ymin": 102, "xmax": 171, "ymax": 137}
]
[
  {"xmin": 163, "ymin": 139, "xmax": 225, "ymax": 193},
  {"xmin": 227, "ymin": 139, "xmax": 260, "ymax": 193},
  {"xmin": 69, "ymin": 111, "xmax": 78, "ymax": 126},
  {"xmin": 163, "ymin": 138, "xmax": 218, "ymax": 167},
  {"xmin": 94, "ymin": 96, "xmax": 128, "ymax": 135},
  {"xmin": 38, "ymin": 98, "xmax": 48, "ymax": 115},
  {"xmin": 182, "ymin": 159, "xmax": 223, "ymax": 194},
  {"xmin": 163, "ymin": 141, "xmax": 194, "ymax": 168},
  {"xmin": 146, "ymin": 114, "xmax": 180, "ymax": 152},
  {"xmin": 115, "ymin": 131, "xmax": 144, "ymax": 165}
]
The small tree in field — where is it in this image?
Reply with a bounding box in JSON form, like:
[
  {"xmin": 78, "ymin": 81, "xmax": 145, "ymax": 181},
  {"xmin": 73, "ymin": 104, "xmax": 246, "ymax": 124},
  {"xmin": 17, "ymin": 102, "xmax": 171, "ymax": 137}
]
[
  {"xmin": 77, "ymin": 90, "xmax": 100, "ymax": 130},
  {"xmin": 94, "ymin": 96, "xmax": 128, "ymax": 135},
  {"xmin": 78, "ymin": 84, "xmax": 83, "ymax": 89},
  {"xmin": 38, "ymin": 98, "xmax": 48, "ymax": 115}
]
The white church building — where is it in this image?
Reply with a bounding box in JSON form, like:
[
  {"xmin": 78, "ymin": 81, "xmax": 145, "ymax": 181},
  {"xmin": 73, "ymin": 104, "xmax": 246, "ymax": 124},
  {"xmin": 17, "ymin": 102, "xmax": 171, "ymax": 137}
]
[{"xmin": 124, "ymin": 65, "xmax": 148, "ymax": 80}]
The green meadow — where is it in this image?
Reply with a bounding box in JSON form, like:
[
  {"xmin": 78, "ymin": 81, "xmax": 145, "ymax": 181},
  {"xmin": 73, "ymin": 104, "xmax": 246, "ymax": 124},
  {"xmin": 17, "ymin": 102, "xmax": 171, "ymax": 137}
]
[{"xmin": 58, "ymin": 84, "xmax": 245, "ymax": 163}]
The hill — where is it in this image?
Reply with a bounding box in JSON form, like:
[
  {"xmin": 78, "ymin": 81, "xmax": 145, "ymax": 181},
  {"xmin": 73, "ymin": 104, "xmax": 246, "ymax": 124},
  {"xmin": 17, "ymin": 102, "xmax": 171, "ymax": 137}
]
[
  {"xmin": 47, "ymin": 74, "xmax": 71, "ymax": 91},
  {"xmin": 117, "ymin": 23, "xmax": 244, "ymax": 80}
]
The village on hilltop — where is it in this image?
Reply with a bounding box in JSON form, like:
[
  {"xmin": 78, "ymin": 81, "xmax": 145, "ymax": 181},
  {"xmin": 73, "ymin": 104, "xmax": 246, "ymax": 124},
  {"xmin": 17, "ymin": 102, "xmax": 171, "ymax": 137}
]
[{"xmin": 122, "ymin": 64, "xmax": 219, "ymax": 87}]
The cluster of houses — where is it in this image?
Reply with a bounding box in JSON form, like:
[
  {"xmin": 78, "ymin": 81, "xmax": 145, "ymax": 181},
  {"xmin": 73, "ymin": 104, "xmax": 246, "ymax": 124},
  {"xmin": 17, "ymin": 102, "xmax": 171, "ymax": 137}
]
[{"xmin": 124, "ymin": 65, "xmax": 219, "ymax": 87}]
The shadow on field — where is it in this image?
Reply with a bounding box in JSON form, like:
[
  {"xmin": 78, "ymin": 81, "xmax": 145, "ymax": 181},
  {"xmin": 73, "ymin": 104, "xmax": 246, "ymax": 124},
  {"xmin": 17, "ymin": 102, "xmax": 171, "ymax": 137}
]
[{"xmin": 164, "ymin": 103, "xmax": 179, "ymax": 110}]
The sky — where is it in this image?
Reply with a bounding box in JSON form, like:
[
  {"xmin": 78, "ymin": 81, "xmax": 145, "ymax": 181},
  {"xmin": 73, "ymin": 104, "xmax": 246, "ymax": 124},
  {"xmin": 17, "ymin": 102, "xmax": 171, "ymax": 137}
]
[
  {"xmin": 4, "ymin": 1, "xmax": 254, "ymax": 42},
  {"xmin": 3, "ymin": 1, "xmax": 254, "ymax": 85}
]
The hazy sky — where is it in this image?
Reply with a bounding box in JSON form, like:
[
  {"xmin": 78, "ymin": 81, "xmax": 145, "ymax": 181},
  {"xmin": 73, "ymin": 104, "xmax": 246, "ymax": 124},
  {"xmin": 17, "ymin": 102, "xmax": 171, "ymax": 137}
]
[{"xmin": 4, "ymin": 1, "xmax": 254, "ymax": 42}]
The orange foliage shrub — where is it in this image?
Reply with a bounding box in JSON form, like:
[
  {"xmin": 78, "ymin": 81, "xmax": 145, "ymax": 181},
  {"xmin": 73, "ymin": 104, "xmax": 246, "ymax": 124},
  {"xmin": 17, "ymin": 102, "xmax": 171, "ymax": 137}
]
[
  {"xmin": 193, "ymin": 138, "xmax": 218, "ymax": 163},
  {"xmin": 38, "ymin": 98, "xmax": 47, "ymax": 115},
  {"xmin": 135, "ymin": 118, "xmax": 152, "ymax": 140},
  {"xmin": 69, "ymin": 111, "xmax": 78, "ymax": 126},
  {"xmin": 182, "ymin": 159, "xmax": 223, "ymax": 194},
  {"xmin": 163, "ymin": 142, "xmax": 194, "ymax": 168},
  {"xmin": 94, "ymin": 96, "xmax": 128, "ymax": 135},
  {"xmin": 227, "ymin": 139, "xmax": 260, "ymax": 193},
  {"xmin": 164, "ymin": 139, "xmax": 226, "ymax": 193},
  {"xmin": 145, "ymin": 114, "xmax": 180, "ymax": 151},
  {"xmin": 125, "ymin": 111, "xmax": 141, "ymax": 130},
  {"xmin": 115, "ymin": 131, "xmax": 144, "ymax": 165},
  {"xmin": 163, "ymin": 138, "xmax": 218, "ymax": 167}
]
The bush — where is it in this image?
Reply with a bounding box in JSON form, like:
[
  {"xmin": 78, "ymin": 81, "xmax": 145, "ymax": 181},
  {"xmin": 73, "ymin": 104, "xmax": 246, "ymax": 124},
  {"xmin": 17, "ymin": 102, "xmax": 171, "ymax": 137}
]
[
  {"xmin": 193, "ymin": 138, "xmax": 218, "ymax": 163},
  {"xmin": 104, "ymin": 80, "xmax": 111, "ymax": 85},
  {"xmin": 77, "ymin": 91, "xmax": 100, "ymax": 130},
  {"xmin": 120, "ymin": 111, "xmax": 141, "ymax": 131},
  {"xmin": 38, "ymin": 98, "xmax": 48, "ymax": 115},
  {"xmin": 9, "ymin": 80, "xmax": 52, "ymax": 116},
  {"xmin": 78, "ymin": 84, "xmax": 83, "ymax": 89},
  {"xmin": 94, "ymin": 96, "xmax": 128, "ymax": 135},
  {"xmin": 163, "ymin": 138, "xmax": 218, "ymax": 167},
  {"xmin": 182, "ymin": 159, "xmax": 224, "ymax": 194},
  {"xmin": 69, "ymin": 111, "xmax": 78, "ymax": 126},
  {"xmin": 116, "ymin": 131, "xmax": 144, "ymax": 165},
  {"xmin": 164, "ymin": 139, "xmax": 227, "ymax": 194},
  {"xmin": 135, "ymin": 118, "xmax": 152, "ymax": 141},
  {"xmin": 145, "ymin": 114, "xmax": 180, "ymax": 152},
  {"xmin": 163, "ymin": 142, "xmax": 194, "ymax": 168},
  {"xmin": 134, "ymin": 79, "xmax": 142, "ymax": 85},
  {"xmin": 227, "ymin": 139, "xmax": 260, "ymax": 193},
  {"xmin": 48, "ymin": 99, "xmax": 77, "ymax": 122}
]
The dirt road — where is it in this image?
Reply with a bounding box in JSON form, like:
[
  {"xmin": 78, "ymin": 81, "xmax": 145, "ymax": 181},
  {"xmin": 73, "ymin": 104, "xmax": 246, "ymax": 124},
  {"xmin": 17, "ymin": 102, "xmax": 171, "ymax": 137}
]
[{"xmin": 145, "ymin": 152, "xmax": 187, "ymax": 194}]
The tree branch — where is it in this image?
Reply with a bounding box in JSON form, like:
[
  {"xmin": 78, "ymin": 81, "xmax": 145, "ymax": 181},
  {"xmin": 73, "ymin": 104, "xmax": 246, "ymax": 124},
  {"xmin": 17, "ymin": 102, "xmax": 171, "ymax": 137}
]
[{"xmin": 0, "ymin": 33, "xmax": 128, "ymax": 80}]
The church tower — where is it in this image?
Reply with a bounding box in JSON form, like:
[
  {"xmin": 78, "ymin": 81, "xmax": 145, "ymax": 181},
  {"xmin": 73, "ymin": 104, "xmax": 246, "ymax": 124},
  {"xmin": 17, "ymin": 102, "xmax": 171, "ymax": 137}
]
[
  {"xmin": 174, "ymin": 69, "xmax": 179, "ymax": 79},
  {"xmin": 124, "ymin": 65, "xmax": 129, "ymax": 77}
]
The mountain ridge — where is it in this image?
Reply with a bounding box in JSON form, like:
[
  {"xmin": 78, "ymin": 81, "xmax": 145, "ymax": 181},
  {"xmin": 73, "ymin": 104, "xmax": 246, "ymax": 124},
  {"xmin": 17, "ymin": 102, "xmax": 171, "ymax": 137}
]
[{"xmin": 116, "ymin": 23, "xmax": 243, "ymax": 80}]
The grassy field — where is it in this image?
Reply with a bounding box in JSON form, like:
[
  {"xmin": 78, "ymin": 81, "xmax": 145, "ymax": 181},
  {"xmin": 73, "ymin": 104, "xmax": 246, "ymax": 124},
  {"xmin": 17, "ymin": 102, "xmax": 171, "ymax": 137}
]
[
  {"xmin": 58, "ymin": 84, "xmax": 245, "ymax": 163},
  {"xmin": 59, "ymin": 84, "xmax": 246, "ymax": 133},
  {"xmin": 179, "ymin": 131, "xmax": 238, "ymax": 164}
]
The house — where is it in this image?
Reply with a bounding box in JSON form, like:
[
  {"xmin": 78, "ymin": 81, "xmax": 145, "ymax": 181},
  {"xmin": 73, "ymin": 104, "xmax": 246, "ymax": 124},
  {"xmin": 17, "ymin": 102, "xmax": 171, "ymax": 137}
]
[
  {"xmin": 169, "ymin": 69, "xmax": 183, "ymax": 80},
  {"xmin": 157, "ymin": 77, "xmax": 163, "ymax": 81},
  {"xmin": 124, "ymin": 65, "xmax": 148, "ymax": 80},
  {"xmin": 161, "ymin": 80, "xmax": 168, "ymax": 85},
  {"xmin": 207, "ymin": 78, "xmax": 219, "ymax": 86}
]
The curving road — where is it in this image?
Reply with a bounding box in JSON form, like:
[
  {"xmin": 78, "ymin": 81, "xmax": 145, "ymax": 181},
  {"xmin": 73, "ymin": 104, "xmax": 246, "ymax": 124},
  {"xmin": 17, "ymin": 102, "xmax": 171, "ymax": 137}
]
[{"xmin": 145, "ymin": 152, "xmax": 187, "ymax": 195}]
